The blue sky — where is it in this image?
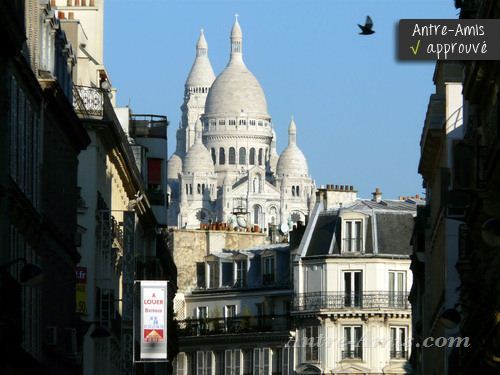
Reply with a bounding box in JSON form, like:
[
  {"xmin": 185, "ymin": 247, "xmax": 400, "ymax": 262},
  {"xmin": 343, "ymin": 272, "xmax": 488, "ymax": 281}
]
[{"xmin": 104, "ymin": 0, "xmax": 458, "ymax": 199}]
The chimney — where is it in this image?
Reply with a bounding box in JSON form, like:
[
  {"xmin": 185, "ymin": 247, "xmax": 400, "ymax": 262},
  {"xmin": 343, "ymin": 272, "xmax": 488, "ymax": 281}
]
[
  {"xmin": 68, "ymin": 12, "xmax": 74, "ymax": 19},
  {"xmin": 372, "ymin": 187, "xmax": 382, "ymax": 203},
  {"xmin": 58, "ymin": 11, "xmax": 66, "ymax": 19}
]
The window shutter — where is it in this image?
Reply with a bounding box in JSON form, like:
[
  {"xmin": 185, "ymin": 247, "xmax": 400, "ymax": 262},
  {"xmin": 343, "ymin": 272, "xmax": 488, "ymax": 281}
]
[{"xmin": 147, "ymin": 158, "xmax": 162, "ymax": 185}]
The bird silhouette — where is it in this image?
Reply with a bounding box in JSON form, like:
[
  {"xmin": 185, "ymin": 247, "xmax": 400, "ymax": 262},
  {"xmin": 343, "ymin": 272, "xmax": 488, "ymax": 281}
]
[{"xmin": 358, "ymin": 16, "xmax": 375, "ymax": 35}]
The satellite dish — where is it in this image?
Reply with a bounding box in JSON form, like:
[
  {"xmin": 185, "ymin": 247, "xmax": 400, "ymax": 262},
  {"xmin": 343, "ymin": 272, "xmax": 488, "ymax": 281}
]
[{"xmin": 280, "ymin": 223, "xmax": 289, "ymax": 234}]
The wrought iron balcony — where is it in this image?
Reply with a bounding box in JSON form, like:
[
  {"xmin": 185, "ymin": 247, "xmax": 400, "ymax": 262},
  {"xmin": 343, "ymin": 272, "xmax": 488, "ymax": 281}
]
[
  {"xmin": 390, "ymin": 350, "xmax": 408, "ymax": 360},
  {"xmin": 341, "ymin": 348, "xmax": 363, "ymax": 360},
  {"xmin": 177, "ymin": 315, "xmax": 290, "ymax": 337},
  {"xmin": 73, "ymin": 85, "xmax": 104, "ymax": 118},
  {"xmin": 292, "ymin": 291, "xmax": 410, "ymax": 312},
  {"xmin": 129, "ymin": 114, "xmax": 168, "ymax": 139}
]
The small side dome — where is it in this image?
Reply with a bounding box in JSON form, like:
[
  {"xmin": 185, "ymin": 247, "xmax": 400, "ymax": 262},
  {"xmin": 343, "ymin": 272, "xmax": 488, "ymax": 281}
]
[
  {"xmin": 277, "ymin": 145, "xmax": 309, "ymax": 177},
  {"xmin": 167, "ymin": 154, "xmax": 183, "ymax": 180},
  {"xmin": 182, "ymin": 120, "xmax": 214, "ymax": 174},
  {"xmin": 276, "ymin": 117, "xmax": 309, "ymax": 177}
]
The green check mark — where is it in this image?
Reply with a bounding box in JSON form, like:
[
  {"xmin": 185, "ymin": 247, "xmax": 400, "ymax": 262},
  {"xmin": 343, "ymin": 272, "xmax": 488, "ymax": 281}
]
[{"xmin": 410, "ymin": 39, "xmax": 421, "ymax": 55}]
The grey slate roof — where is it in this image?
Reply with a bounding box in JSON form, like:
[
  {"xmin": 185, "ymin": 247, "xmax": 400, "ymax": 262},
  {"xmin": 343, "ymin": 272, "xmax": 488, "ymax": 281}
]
[{"xmin": 301, "ymin": 199, "xmax": 418, "ymax": 258}]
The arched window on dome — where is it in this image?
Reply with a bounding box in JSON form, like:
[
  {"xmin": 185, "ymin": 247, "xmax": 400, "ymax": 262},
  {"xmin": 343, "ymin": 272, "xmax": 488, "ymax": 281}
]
[
  {"xmin": 219, "ymin": 148, "xmax": 226, "ymax": 165},
  {"xmin": 229, "ymin": 147, "xmax": 236, "ymax": 165},
  {"xmin": 239, "ymin": 147, "xmax": 246, "ymax": 165},
  {"xmin": 296, "ymin": 186, "xmax": 300, "ymax": 196},
  {"xmin": 292, "ymin": 186, "xmax": 296, "ymax": 196},
  {"xmin": 249, "ymin": 148, "xmax": 255, "ymax": 165},
  {"xmin": 258, "ymin": 149, "xmax": 263, "ymax": 166},
  {"xmin": 211, "ymin": 148, "xmax": 216, "ymax": 164}
]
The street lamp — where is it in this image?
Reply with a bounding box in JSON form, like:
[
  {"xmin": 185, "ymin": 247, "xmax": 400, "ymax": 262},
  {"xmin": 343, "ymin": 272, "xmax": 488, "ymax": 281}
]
[{"xmin": 0, "ymin": 257, "xmax": 43, "ymax": 286}]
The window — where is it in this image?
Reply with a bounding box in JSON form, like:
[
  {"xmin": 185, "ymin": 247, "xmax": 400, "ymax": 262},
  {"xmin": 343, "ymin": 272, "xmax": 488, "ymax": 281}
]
[
  {"xmin": 175, "ymin": 352, "xmax": 187, "ymax": 375},
  {"xmin": 389, "ymin": 271, "xmax": 406, "ymax": 308},
  {"xmin": 253, "ymin": 348, "xmax": 270, "ymax": 375},
  {"xmin": 249, "ymin": 148, "xmax": 255, "ymax": 165},
  {"xmin": 197, "ymin": 351, "xmax": 214, "ymax": 375},
  {"xmin": 239, "ymin": 147, "xmax": 246, "ymax": 164},
  {"xmin": 258, "ymin": 149, "xmax": 263, "ymax": 165},
  {"xmin": 197, "ymin": 306, "xmax": 208, "ymax": 319},
  {"xmin": 147, "ymin": 158, "xmax": 162, "ymax": 191},
  {"xmin": 219, "ymin": 148, "xmax": 226, "ymax": 165},
  {"xmin": 225, "ymin": 305, "xmax": 237, "ymax": 332},
  {"xmin": 197, "ymin": 262, "xmax": 206, "ymax": 288},
  {"xmin": 344, "ymin": 220, "xmax": 362, "ymax": 252},
  {"xmin": 239, "ymin": 119, "xmax": 246, "ymax": 125},
  {"xmin": 211, "ymin": 148, "xmax": 216, "ymax": 164},
  {"xmin": 225, "ymin": 350, "xmax": 242, "ymax": 375},
  {"xmin": 208, "ymin": 261, "xmax": 220, "ymax": 288},
  {"xmin": 390, "ymin": 327, "xmax": 408, "ymax": 359},
  {"xmin": 219, "ymin": 120, "xmax": 226, "ymax": 125},
  {"xmin": 262, "ymin": 256, "xmax": 275, "ymax": 285},
  {"xmin": 342, "ymin": 326, "xmax": 362, "ymax": 359},
  {"xmin": 222, "ymin": 262, "xmax": 234, "ymax": 287},
  {"xmin": 258, "ymin": 121, "xmax": 263, "ymax": 126},
  {"xmin": 282, "ymin": 346, "xmax": 289, "ymax": 375},
  {"xmin": 253, "ymin": 205, "xmax": 261, "ymax": 225},
  {"xmin": 229, "ymin": 148, "xmax": 236, "ymax": 165},
  {"xmin": 235, "ymin": 260, "xmax": 247, "ymax": 287},
  {"xmin": 243, "ymin": 350, "xmax": 253, "ymax": 375},
  {"xmin": 304, "ymin": 326, "xmax": 319, "ymax": 362},
  {"xmin": 229, "ymin": 120, "xmax": 236, "ymax": 125},
  {"xmin": 344, "ymin": 271, "xmax": 362, "ymax": 307}
]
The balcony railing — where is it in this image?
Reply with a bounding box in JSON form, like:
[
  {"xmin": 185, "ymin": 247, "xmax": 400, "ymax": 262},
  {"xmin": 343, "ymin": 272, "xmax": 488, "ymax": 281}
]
[
  {"xmin": 177, "ymin": 315, "xmax": 290, "ymax": 337},
  {"xmin": 129, "ymin": 114, "xmax": 168, "ymax": 139},
  {"xmin": 292, "ymin": 292, "xmax": 410, "ymax": 312},
  {"xmin": 341, "ymin": 348, "xmax": 363, "ymax": 360},
  {"xmin": 73, "ymin": 85, "xmax": 104, "ymax": 118},
  {"xmin": 342, "ymin": 238, "xmax": 362, "ymax": 252},
  {"xmin": 390, "ymin": 350, "xmax": 408, "ymax": 360}
]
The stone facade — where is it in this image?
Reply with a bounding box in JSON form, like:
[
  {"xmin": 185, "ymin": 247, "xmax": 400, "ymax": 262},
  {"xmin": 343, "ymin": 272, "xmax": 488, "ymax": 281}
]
[{"xmin": 172, "ymin": 229, "xmax": 268, "ymax": 294}]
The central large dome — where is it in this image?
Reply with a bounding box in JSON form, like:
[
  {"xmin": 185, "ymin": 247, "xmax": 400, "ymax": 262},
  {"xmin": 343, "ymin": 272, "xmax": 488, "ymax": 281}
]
[
  {"xmin": 204, "ymin": 17, "xmax": 268, "ymax": 117},
  {"xmin": 205, "ymin": 62, "xmax": 268, "ymax": 116}
]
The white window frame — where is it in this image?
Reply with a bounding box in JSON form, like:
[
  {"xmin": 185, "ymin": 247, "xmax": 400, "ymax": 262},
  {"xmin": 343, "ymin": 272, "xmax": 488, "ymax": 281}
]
[
  {"xmin": 303, "ymin": 326, "xmax": 320, "ymax": 363},
  {"xmin": 389, "ymin": 271, "xmax": 406, "ymax": 307},
  {"xmin": 253, "ymin": 348, "xmax": 270, "ymax": 375},
  {"xmin": 390, "ymin": 326, "xmax": 408, "ymax": 360},
  {"xmin": 342, "ymin": 219, "xmax": 363, "ymax": 252},
  {"xmin": 225, "ymin": 349, "xmax": 242, "ymax": 375},
  {"xmin": 262, "ymin": 255, "xmax": 276, "ymax": 285},
  {"xmin": 342, "ymin": 326, "xmax": 363, "ymax": 360},
  {"xmin": 197, "ymin": 351, "xmax": 214, "ymax": 375},
  {"xmin": 234, "ymin": 259, "xmax": 247, "ymax": 288},
  {"xmin": 343, "ymin": 270, "xmax": 363, "ymax": 307},
  {"xmin": 197, "ymin": 306, "xmax": 208, "ymax": 319}
]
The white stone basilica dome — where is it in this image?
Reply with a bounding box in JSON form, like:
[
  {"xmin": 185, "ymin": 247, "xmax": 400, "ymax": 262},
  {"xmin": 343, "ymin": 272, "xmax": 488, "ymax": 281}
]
[
  {"xmin": 182, "ymin": 121, "xmax": 214, "ymax": 174},
  {"xmin": 204, "ymin": 18, "xmax": 268, "ymax": 117}
]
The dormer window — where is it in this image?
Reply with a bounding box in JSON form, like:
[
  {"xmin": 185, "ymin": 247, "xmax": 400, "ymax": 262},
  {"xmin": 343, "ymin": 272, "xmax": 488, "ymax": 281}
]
[
  {"xmin": 262, "ymin": 255, "xmax": 276, "ymax": 285},
  {"xmin": 235, "ymin": 259, "xmax": 247, "ymax": 288},
  {"xmin": 207, "ymin": 261, "xmax": 220, "ymax": 288},
  {"xmin": 343, "ymin": 220, "xmax": 363, "ymax": 252}
]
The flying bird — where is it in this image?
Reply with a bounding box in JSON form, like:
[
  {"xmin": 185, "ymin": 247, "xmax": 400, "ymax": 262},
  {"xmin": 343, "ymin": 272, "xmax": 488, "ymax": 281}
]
[{"xmin": 358, "ymin": 16, "xmax": 375, "ymax": 35}]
